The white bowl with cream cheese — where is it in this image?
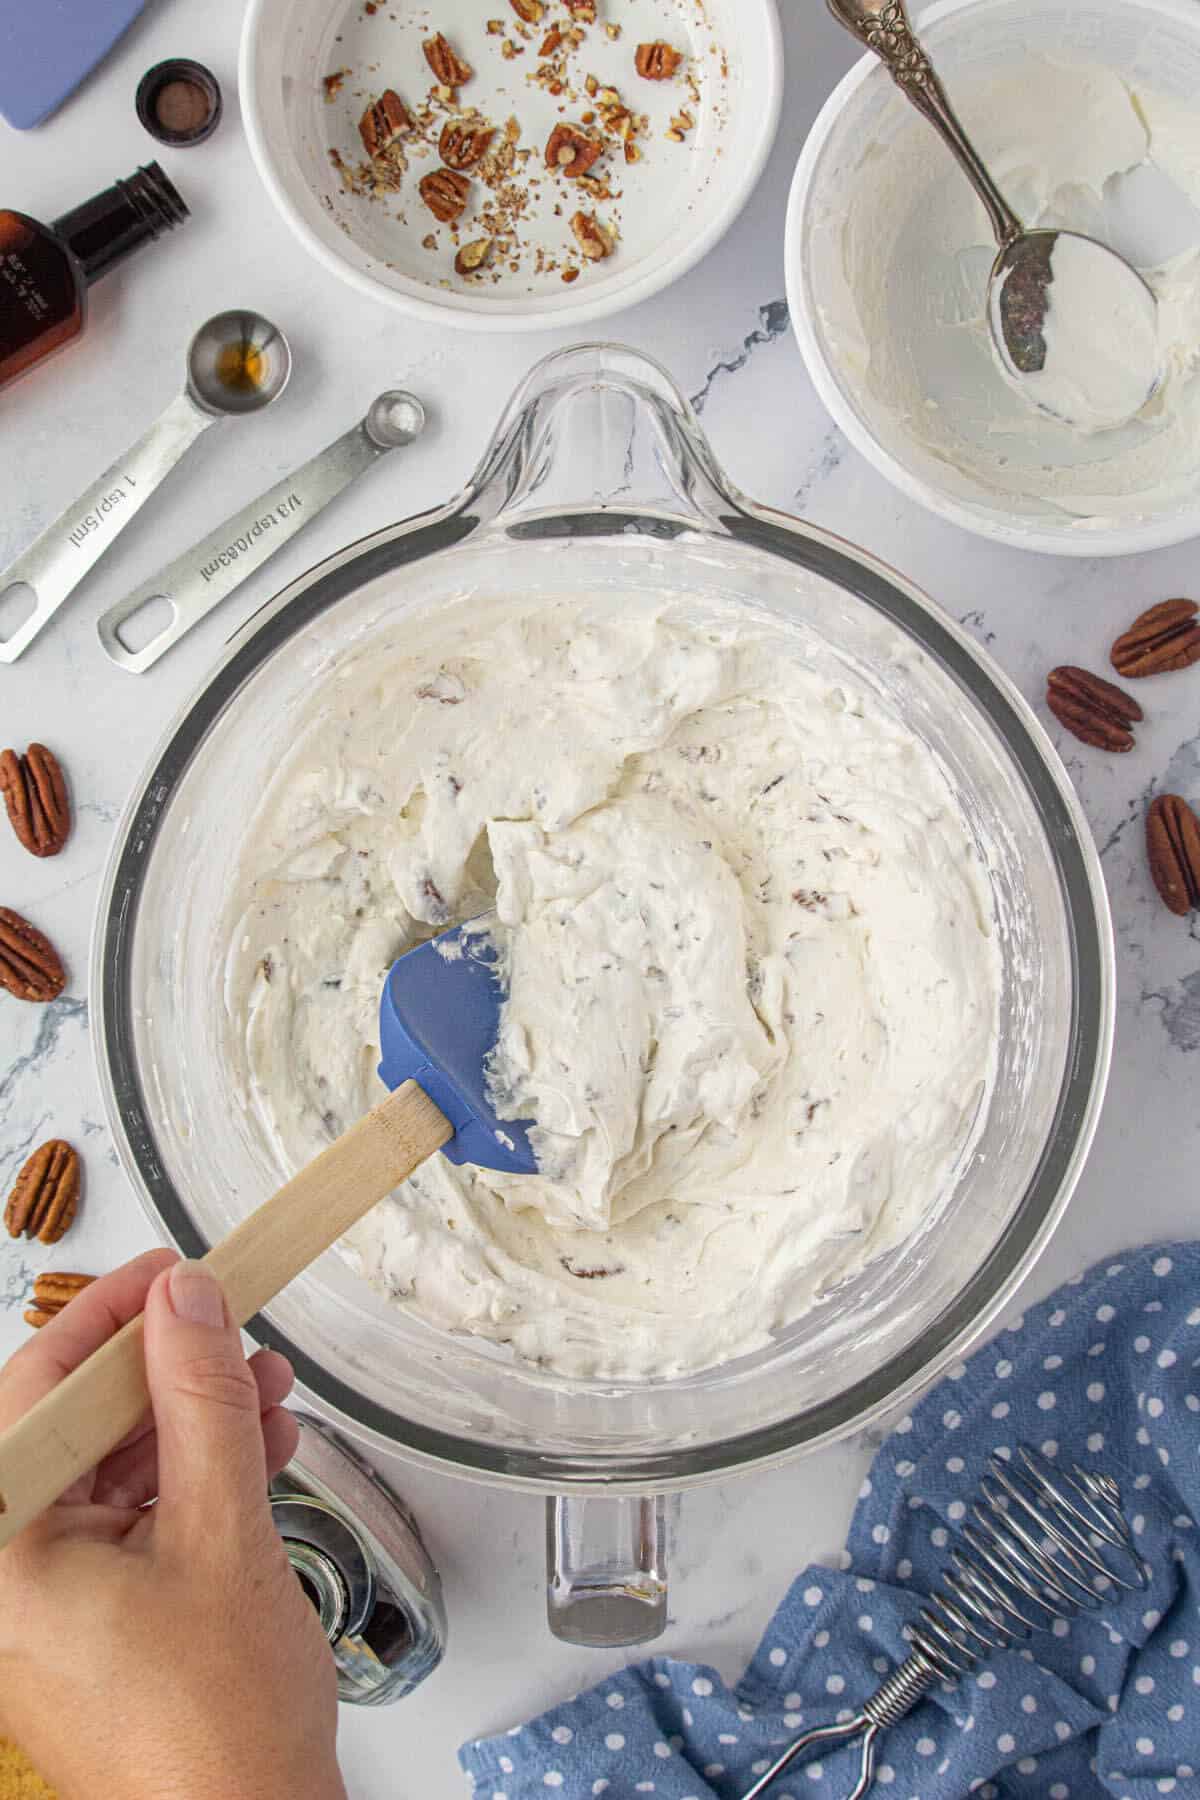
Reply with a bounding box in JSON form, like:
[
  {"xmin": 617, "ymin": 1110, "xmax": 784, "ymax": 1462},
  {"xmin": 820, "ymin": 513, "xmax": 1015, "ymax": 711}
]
[{"xmin": 787, "ymin": 0, "xmax": 1200, "ymax": 555}]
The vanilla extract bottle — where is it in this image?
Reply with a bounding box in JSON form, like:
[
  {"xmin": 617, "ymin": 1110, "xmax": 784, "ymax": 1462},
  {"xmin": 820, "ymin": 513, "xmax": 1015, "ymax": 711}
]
[{"xmin": 0, "ymin": 163, "xmax": 188, "ymax": 392}]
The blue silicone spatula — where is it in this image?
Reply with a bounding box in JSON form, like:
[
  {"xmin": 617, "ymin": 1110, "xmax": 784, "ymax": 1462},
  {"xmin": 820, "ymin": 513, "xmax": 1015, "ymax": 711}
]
[
  {"xmin": 0, "ymin": 918, "xmax": 533, "ymax": 1548},
  {"xmin": 0, "ymin": 0, "xmax": 147, "ymax": 130},
  {"xmin": 379, "ymin": 917, "xmax": 536, "ymax": 1175}
]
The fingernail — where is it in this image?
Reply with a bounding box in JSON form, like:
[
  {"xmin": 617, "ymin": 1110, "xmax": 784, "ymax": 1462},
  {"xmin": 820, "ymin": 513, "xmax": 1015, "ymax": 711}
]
[{"xmin": 168, "ymin": 1259, "xmax": 227, "ymax": 1328}]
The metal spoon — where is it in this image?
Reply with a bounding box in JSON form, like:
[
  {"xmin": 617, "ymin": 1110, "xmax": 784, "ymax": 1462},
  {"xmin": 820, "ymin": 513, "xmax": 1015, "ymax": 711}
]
[
  {"xmin": 826, "ymin": 0, "xmax": 1161, "ymax": 431},
  {"xmin": 0, "ymin": 310, "xmax": 290, "ymax": 664},
  {"xmin": 97, "ymin": 390, "xmax": 427, "ymax": 673}
]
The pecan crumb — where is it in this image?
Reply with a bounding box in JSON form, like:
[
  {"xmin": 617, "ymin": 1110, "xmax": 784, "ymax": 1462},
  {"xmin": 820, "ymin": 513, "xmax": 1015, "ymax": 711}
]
[
  {"xmin": 560, "ymin": 1255, "xmax": 625, "ymax": 1279},
  {"xmin": 570, "ymin": 209, "xmax": 613, "ymax": 259},
  {"xmin": 455, "ymin": 237, "xmax": 493, "ymax": 276}
]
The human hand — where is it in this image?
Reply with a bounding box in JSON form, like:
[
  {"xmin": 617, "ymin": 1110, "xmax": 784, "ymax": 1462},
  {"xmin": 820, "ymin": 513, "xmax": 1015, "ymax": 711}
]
[{"xmin": 0, "ymin": 1250, "xmax": 347, "ymax": 1800}]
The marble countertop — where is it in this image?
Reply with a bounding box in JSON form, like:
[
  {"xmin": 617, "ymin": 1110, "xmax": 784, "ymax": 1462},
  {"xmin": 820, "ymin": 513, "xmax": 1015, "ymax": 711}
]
[{"xmin": 2, "ymin": 1, "xmax": 1198, "ymax": 1792}]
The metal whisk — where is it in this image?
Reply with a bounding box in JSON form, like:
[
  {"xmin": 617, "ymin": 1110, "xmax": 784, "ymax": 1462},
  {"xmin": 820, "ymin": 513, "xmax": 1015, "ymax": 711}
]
[{"xmin": 741, "ymin": 1445, "xmax": 1147, "ymax": 1800}]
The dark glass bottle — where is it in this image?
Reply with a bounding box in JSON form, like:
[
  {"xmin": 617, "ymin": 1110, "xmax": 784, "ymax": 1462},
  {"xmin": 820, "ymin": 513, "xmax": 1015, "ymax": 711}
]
[{"xmin": 0, "ymin": 163, "xmax": 188, "ymax": 393}]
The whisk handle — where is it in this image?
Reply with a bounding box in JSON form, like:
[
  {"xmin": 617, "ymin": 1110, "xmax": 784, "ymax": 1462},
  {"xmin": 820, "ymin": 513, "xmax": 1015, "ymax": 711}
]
[
  {"xmin": 738, "ymin": 1715, "xmax": 879, "ymax": 1800},
  {"xmin": 737, "ymin": 1653, "xmax": 938, "ymax": 1800}
]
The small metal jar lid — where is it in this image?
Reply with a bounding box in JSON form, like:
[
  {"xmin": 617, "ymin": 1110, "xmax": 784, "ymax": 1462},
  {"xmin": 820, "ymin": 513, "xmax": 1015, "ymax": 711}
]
[{"xmin": 136, "ymin": 58, "xmax": 222, "ymax": 147}]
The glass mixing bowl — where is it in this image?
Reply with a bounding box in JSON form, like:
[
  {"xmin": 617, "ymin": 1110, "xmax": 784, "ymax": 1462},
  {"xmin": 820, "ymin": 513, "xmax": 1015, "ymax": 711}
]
[{"xmin": 94, "ymin": 345, "xmax": 1112, "ymax": 1644}]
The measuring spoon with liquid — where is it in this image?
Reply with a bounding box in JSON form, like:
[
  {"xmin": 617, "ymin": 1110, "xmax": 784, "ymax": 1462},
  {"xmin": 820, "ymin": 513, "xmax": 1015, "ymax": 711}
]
[
  {"xmin": 0, "ymin": 310, "xmax": 290, "ymax": 663},
  {"xmin": 98, "ymin": 389, "xmax": 426, "ymax": 673}
]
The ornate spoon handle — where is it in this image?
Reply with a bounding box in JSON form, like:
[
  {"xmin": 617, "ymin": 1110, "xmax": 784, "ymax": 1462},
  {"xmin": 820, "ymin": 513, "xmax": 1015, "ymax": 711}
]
[{"xmin": 826, "ymin": 0, "xmax": 1023, "ymax": 247}]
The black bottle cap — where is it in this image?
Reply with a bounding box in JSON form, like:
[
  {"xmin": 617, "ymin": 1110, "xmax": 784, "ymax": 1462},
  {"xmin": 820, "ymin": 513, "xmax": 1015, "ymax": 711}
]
[{"xmin": 136, "ymin": 58, "xmax": 222, "ymax": 147}]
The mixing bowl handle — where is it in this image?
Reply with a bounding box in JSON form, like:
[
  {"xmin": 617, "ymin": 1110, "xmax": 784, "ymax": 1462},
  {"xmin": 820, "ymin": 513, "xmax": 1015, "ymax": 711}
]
[
  {"xmin": 462, "ymin": 342, "xmax": 743, "ymax": 535},
  {"xmin": 545, "ymin": 1494, "xmax": 668, "ymax": 1647}
]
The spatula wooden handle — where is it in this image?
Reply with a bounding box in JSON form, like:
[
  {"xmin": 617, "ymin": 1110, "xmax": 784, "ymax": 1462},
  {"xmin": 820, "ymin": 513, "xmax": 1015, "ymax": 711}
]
[{"xmin": 0, "ymin": 1081, "xmax": 450, "ymax": 1549}]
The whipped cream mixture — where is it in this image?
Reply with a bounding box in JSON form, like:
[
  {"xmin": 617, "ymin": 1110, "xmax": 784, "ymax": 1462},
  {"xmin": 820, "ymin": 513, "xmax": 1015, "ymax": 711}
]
[
  {"xmin": 224, "ymin": 592, "xmax": 999, "ymax": 1380},
  {"xmin": 817, "ymin": 56, "xmax": 1200, "ymax": 526}
]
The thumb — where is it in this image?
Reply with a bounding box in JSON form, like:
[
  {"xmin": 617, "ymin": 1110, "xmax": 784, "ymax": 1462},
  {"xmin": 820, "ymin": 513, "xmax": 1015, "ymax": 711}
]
[{"xmin": 143, "ymin": 1259, "xmax": 271, "ymax": 1538}]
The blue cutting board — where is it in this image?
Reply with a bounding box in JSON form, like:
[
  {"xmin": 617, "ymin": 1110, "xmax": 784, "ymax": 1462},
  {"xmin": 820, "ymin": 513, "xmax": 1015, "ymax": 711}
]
[{"xmin": 0, "ymin": 0, "xmax": 147, "ymax": 130}]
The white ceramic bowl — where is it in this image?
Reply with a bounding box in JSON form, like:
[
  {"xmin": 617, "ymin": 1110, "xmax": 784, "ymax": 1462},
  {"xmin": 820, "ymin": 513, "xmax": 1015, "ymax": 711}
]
[
  {"xmin": 240, "ymin": 0, "xmax": 781, "ymax": 331},
  {"xmin": 786, "ymin": 0, "xmax": 1200, "ymax": 556}
]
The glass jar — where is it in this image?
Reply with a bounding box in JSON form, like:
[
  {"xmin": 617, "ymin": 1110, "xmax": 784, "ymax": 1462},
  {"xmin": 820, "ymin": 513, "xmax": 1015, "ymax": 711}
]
[{"xmin": 270, "ymin": 1412, "xmax": 446, "ymax": 1704}]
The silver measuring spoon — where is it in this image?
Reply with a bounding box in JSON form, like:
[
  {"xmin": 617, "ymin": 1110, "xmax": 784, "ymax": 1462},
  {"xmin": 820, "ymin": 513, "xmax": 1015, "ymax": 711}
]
[
  {"xmin": 0, "ymin": 311, "xmax": 290, "ymax": 664},
  {"xmin": 826, "ymin": 0, "xmax": 1161, "ymax": 431},
  {"xmin": 97, "ymin": 390, "xmax": 427, "ymax": 673}
]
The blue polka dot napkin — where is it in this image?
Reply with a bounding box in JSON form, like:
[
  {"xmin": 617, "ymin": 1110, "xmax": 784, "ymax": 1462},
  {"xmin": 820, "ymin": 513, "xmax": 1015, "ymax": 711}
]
[{"xmin": 460, "ymin": 1243, "xmax": 1200, "ymax": 1799}]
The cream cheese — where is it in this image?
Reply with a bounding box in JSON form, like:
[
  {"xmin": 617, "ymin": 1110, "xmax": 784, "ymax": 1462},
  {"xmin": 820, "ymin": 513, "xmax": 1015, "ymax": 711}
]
[
  {"xmin": 817, "ymin": 56, "xmax": 1200, "ymax": 526},
  {"xmin": 223, "ymin": 591, "xmax": 999, "ymax": 1380},
  {"xmin": 991, "ymin": 231, "xmax": 1161, "ymax": 433}
]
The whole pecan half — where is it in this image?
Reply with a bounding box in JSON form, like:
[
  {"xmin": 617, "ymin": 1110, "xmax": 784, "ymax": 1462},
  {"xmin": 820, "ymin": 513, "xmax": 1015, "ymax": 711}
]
[
  {"xmin": 24, "ymin": 1269, "xmax": 94, "ymax": 1327},
  {"xmin": 635, "ymin": 39, "xmax": 682, "ymax": 79},
  {"xmin": 0, "ymin": 743, "xmax": 70, "ymax": 857},
  {"xmin": 439, "ymin": 119, "xmax": 496, "ymax": 170},
  {"xmin": 0, "ymin": 906, "xmax": 65, "ymax": 1002},
  {"xmin": 570, "ymin": 209, "xmax": 613, "ymax": 260},
  {"xmin": 5, "ymin": 1140, "xmax": 80, "ymax": 1243},
  {"xmin": 423, "ymin": 32, "xmax": 473, "ymax": 88},
  {"xmin": 418, "ymin": 167, "xmax": 471, "ymax": 222},
  {"xmin": 545, "ymin": 122, "xmax": 602, "ymax": 177},
  {"xmin": 1045, "ymin": 666, "xmax": 1142, "ymax": 752},
  {"xmin": 1147, "ymin": 793, "xmax": 1200, "ymax": 916},
  {"xmin": 1111, "ymin": 599, "xmax": 1200, "ymax": 678},
  {"xmin": 358, "ymin": 90, "xmax": 414, "ymax": 158},
  {"xmin": 509, "ymin": 0, "xmax": 544, "ymax": 19}
]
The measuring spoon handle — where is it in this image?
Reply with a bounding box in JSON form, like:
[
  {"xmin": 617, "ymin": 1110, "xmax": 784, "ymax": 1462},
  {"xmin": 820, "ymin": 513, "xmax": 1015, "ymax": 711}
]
[
  {"xmin": 98, "ymin": 419, "xmax": 393, "ymax": 673},
  {"xmin": 825, "ymin": 0, "xmax": 1023, "ymax": 247},
  {"xmin": 0, "ymin": 392, "xmax": 217, "ymax": 664}
]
